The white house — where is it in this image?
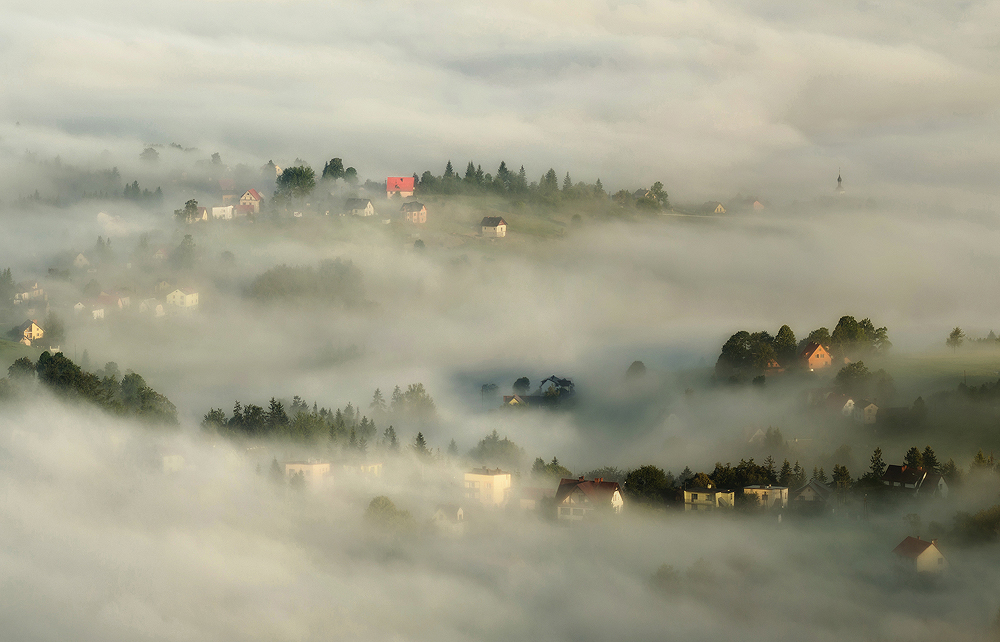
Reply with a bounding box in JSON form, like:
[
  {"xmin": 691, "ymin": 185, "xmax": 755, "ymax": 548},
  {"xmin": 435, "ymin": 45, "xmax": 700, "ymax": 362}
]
[
  {"xmin": 166, "ymin": 288, "xmax": 199, "ymax": 309},
  {"xmin": 481, "ymin": 216, "xmax": 507, "ymax": 237},
  {"xmin": 431, "ymin": 504, "xmax": 465, "ymax": 537},
  {"xmin": 138, "ymin": 298, "xmax": 165, "ymax": 317},
  {"xmin": 345, "ymin": 198, "xmax": 375, "ymax": 217},
  {"xmin": 683, "ymin": 486, "xmax": 735, "ymax": 511},
  {"xmin": 212, "ymin": 205, "xmax": 234, "ymax": 220},
  {"xmin": 464, "ymin": 467, "xmax": 512, "ymax": 507},
  {"xmin": 743, "ymin": 485, "xmax": 789, "ymax": 509}
]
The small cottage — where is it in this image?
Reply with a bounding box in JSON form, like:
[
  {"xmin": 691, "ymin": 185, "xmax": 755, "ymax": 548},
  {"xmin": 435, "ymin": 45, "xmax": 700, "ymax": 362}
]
[{"xmin": 481, "ymin": 216, "xmax": 507, "ymax": 238}]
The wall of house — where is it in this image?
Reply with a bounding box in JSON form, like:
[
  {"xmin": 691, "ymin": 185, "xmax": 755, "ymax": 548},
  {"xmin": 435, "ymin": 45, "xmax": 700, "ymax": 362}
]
[
  {"xmin": 464, "ymin": 473, "xmax": 511, "ymax": 506},
  {"xmin": 916, "ymin": 548, "xmax": 946, "ymax": 573}
]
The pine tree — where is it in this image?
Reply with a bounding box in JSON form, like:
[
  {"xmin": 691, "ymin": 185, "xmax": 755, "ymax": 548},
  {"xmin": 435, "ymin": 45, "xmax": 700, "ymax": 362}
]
[
  {"xmin": 778, "ymin": 459, "xmax": 792, "ymax": 486},
  {"xmin": 816, "ymin": 467, "xmax": 828, "ymax": 483},
  {"xmin": 903, "ymin": 446, "xmax": 923, "ymax": 469},
  {"xmin": 413, "ymin": 432, "xmax": 430, "ymax": 457},
  {"xmin": 444, "ymin": 160, "xmax": 454, "ymax": 178},
  {"xmin": 447, "ymin": 439, "xmax": 458, "ymax": 456},
  {"xmin": 921, "ymin": 446, "xmax": 940, "ymax": 473},
  {"xmin": 869, "ymin": 447, "xmax": 886, "ymax": 479},
  {"xmin": 383, "ymin": 425, "xmax": 398, "ymax": 452}
]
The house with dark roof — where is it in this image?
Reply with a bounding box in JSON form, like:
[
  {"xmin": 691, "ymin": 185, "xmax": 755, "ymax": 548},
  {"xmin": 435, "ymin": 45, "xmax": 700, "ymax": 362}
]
[
  {"xmin": 554, "ymin": 477, "xmax": 624, "ymax": 520},
  {"xmin": 790, "ymin": 479, "xmax": 833, "ymax": 506},
  {"xmin": 852, "ymin": 399, "xmax": 878, "ymax": 424},
  {"xmin": 345, "ymin": 198, "xmax": 375, "ymax": 217},
  {"xmin": 432, "ymin": 504, "xmax": 465, "ymax": 537},
  {"xmin": 892, "ymin": 536, "xmax": 946, "ymax": 573},
  {"xmin": 800, "ymin": 342, "xmax": 833, "ymax": 370},
  {"xmin": 481, "ymin": 216, "xmax": 507, "ymax": 237},
  {"xmin": 13, "ymin": 319, "xmax": 43, "ymax": 346},
  {"xmin": 743, "ymin": 484, "xmax": 788, "ymax": 509},
  {"xmin": 400, "ymin": 202, "xmax": 427, "ymax": 224},
  {"xmin": 882, "ymin": 464, "xmax": 926, "ymax": 490}
]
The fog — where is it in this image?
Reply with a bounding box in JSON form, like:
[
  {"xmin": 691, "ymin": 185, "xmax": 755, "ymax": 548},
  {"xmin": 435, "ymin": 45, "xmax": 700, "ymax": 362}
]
[
  {"xmin": 4, "ymin": 0, "xmax": 1000, "ymax": 202},
  {"xmin": 4, "ymin": 0, "xmax": 1000, "ymax": 639}
]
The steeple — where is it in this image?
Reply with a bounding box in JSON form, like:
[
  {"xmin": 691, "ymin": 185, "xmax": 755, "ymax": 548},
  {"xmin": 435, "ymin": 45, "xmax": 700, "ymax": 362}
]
[{"xmin": 836, "ymin": 169, "xmax": 845, "ymax": 194}]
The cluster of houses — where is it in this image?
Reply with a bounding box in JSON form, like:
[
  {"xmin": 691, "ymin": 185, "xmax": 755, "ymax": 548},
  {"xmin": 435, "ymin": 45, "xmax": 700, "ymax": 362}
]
[
  {"xmin": 70, "ymin": 284, "xmax": 198, "ymax": 322},
  {"xmin": 183, "ymin": 189, "xmax": 265, "ymax": 223}
]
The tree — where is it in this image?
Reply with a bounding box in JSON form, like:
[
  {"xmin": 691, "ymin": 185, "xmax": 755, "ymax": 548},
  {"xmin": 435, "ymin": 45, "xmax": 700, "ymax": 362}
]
[
  {"xmin": 275, "ymin": 165, "xmax": 316, "ymax": 202},
  {"xmin": 140, "ymin": 147, "xmax": 159, "ymax": 162},
  {"xmin": 513, "ymin": 377, "xmax": 530, "ymax": 395},
  {"xmin": 832, "ymin": 464, "xmax": 851, "ymax": 490},
  {"xmin": 322, "ymin": 158, "xmax": 345, "ymax": 182},
  {"xmin": 383, "ymin": 426, "xmax": 398, "ymax": 452},
  {"xmin": 412, "ymin": 432, "xmax": 431, "ymax": 458},
  {"xmin": 344, "ymin": 167, "xmax": 358, "ymax": 185},
  {"xmin": 625, "ymin": 361, "xmax": 647, "ymax": 379},
  {"xmin": 468, "ymin": 430, "xmax": 525, "ymax": 470},
  {"xmin": 903, "ymin": 446, "xmax": 923, "ymax": 469},
  {"xmin": 173, "ymin": 234, "xmax": 196, "ymax": 270},
  {"xmin": 803, "ymin": 327, "xmax": 831, "ymax": 350},
  {"xmin": 868, "ymin": 447, "xmax": 886, "ymax": 480},
  {"xmin": 269, "ymin": 457, "xmax": 284, "ymax": 484},
  {"xmin": 921, "ymin": 446, "xmax": 940, "ymax": 473},
  {"xmin": 364, "ymin": 496, "xmax": 413, "ymax": 534},
  {"xmin": 947, "ymin": 327, "xmax": 965, "ymax": 352},
  {"xmin": 778, "ymin": 459, "xmax": 793, "ymax": 487},
  {"xmin": 532, "ymin": 456, "xmax": 572, "ymax": 480},
  {"xmin": 175, "ymin": 198, "xmax": 198, "ymax": 223},
  {"xmin": 649, "ymin": 181, "xmax": 668, "ymax": 207},
  {"xmin": 447, "ymin": 439, "xmax": 459, "ymax": 457},
  {"xmin": 42, "ymin": 311, "xmax": 65, "ymax": 347},
  {"xmin": 835, "ymin": 361, "xmax": 871, "ymax": 396},
  {"xmin": 773, "ymin": 325, "xmax": 797, "ymax": 366},
  {"xmin": 624, "ymin": 465, "xmax": 673, "ymax": 506}
]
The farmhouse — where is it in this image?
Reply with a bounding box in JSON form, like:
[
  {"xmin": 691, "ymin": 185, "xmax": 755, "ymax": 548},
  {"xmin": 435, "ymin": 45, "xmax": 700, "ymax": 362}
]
[
  {"xmin": 386, "ymin": 176, "xmax": 415, "ymax": 198},
  {"xmin": 554, "ymin": 477, "xmax": 624, "ymax": 520},
  {"xmin": 240, "ymin": 189, "xmax": 264, "ymax": 214},
  {"xmin": 892, "ymin": 536, "xmax": 946, "ymax": 573},
  {"xmin": 400, "ymin": 202, "xmax": 427, "ymax": 224},
  {"xmin": 481, "ymin": 216, "xmax": 507, "ymax": 237},
  {"xmin": 345, "ymin": 198, "xmax": 375, "ymax": 217},
  {"xmin": 800, "ymin": 342, "xmax": 833, "ymax": 370},
  {"xmin": 14, "ymin": 319, "xmax": 43, "ymax": 346}
]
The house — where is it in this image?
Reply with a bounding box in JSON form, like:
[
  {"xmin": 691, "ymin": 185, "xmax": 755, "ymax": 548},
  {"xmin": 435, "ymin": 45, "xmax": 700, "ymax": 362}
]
[
  {"xmin": 138, "ymin": 298, "xmax": 165, "ymax": 317},
  {"xmin": 518, "ymin": 486, "xmax": 556, "ymax": 511},
  {"xmin": 481, "ymin": 216, "xmax": 507, "ymax": 238},
  {"xmin": 431, "ymin": 504, "xmax": 465, "ymax": 537},
  {"xmin": 703, "ymin": 201, "xmax": 726, "ymax": 214},
  {"xmin": 240, "ymin": 189, "xmax": 264, "ymax": 214},
  {"xmin": 743, "ymin": 484, "xmax": 789, "ymax": 509},
  {"xmin": 153, "ymin": 249, "xmax": 168, "ymax": 261},
  {"xmin": 800, "ymin": 342, "xmax": 833, "ymax": 370},
  {"xmin": 554, "ymin": 477, "xmax": 624, "ymax": 520},
  {"xmin": 853, "ymin": 400, "xmax": 878, "ymax": 425},
  {"xmin": 14, "ymin": 282, "xmax": 44, "ymax": 303},
  {"xmin": 212, "ymin": 205, "xmax": 234, "ymax": 220},
  {"xmin": 683, "ymin": 486, "xmax": 735, "ymax": 511},
  {"xmin": 74, "ymin": 253, "xmax": 91, "ymax": 269},
  {"xmin": 881, "ymin": 465, "xmax": 926, "ymax": 490},
  {"xmin": 753, "ymin": 200, "xmax": 764, "ymax": 210},
  {"xmin": 74, "ymin": 301, "xmax": 105, "ymax": 320},
  {"xmin": 386, "ymin": 176, "xmax": 415, "ymax": 198},
  {"xmin": 14, "ymin": 319, "xmax": 43, "ymax": 346},
  {"xmin": 790, "ymin": 479, "xmax": 833, "ymax": 505},
  {"xmin": 97, "ymin": 293, "xmax": 126, "ymax": 311},
  {"xmin": 341, "ymin": 462, "xmax": 383, "ymax": 477},
  {"xmin": 464, "ymin": 467, "xmax": 512, "ymax": 507},
  {"xmin": 284, "ymin": 460, "xmax": 331, "ymax": 488},
  {"xmin": 892, "ymin": 536, "xmax": 946, "ymax": 573},
  {"xmin": 166, "ymin": 288, "xmax": 199, "ymax": 309},
  {"xmin": 345, "ymin": 198, "xmax": 375, "ymax": 217},
  {"xmin": 881, "ymin": 465, "xmax": 948, "ymax": 497},
  {"xmin": 400, "ymin": 202, "xmax": 427, "ymax": 224}
]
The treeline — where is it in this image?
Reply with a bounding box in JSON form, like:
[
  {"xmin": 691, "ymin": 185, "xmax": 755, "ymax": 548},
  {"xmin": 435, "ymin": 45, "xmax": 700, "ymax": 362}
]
[
  {"xmin": 413, "ymin": 159, "xmax": 669, "ymax": 209},
  {"xmin": 0, "ymin": 354, "xmax": 177, "ymax": 424},
  {"xmin": 201, "ymin": 384, "xmax": 437, "ymax": 447},
  {"xmin": 245, "ymin": 259, "xmax": 366, "ymax": 307},
  {"xmin": 715, "ymin": 315, "xmax": 891, "ymax": 381}
]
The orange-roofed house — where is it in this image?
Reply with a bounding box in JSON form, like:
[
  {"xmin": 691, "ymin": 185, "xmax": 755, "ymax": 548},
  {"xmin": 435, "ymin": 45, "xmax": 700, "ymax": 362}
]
[
  {"xmin": 386, "ymin": 176, "xmax": 415, "ymax": 198},
  {"xmin": 555, "ymin": 477, "xmax": 624, "ymax": 520},
  {"xmin": 892, "ymin": 536, "xmax": 946, "ymax": 573},
  {"xmin": 240, "ymin": 189, "xmax": 264, "ymax": 214},
  {"xmin": 800, "ymin": 342, "xmax": 833, "ymax": 370}
]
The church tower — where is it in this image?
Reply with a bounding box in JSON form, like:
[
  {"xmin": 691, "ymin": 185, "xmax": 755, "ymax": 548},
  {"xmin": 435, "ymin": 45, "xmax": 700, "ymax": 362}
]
[{"xmin": 836, "ymin": 169, "xmax": 845, "ymax": 194}]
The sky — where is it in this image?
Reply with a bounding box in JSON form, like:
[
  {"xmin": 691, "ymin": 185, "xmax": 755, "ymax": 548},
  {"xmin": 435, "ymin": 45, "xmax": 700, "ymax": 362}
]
[{"xmin": 4, "ymin": 0, "xmax": 1000, "ymax": 202}]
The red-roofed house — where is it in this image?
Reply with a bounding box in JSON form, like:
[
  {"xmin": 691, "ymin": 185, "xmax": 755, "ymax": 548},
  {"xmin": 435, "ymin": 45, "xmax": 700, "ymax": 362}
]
[
  {"xmin": 554, "ymin": 477, "xmax": 624, "ymax": 520},
  {"xmin": 892, "ymin": 536, "xmax": 946, "ymax": 573},
  {"xmin": 240, "ymin": 189, "xmax": 264, "ymax": 214},
  {"xmin": 386, "ymin": 176, "xmax": 415, "ymax": 198},
  {"xmin": 801, "ymin": 342, "xmax": 833, "ymax": 370}
]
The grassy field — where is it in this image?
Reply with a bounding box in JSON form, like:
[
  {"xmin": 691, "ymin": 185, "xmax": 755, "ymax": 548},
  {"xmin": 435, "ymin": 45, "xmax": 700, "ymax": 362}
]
[{"xmin": 0, "ymin": 339, "xmax": 36, "ymax": 372}]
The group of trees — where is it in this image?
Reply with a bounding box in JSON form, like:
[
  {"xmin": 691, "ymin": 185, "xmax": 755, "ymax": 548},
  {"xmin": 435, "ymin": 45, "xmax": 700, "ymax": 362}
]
[
  {"xmin": 245, "ymin": 259, "xmax": 366, "ymax": 308},
  {"xmin": 413, "ymin": 159, "xmax": 668, "ymax": 210},
  {"xmin": 202, "ymin": 384, "xmax": 437, "ymax": 451},
  {"xmin": 0, "ymin": 354, "xmax": 176, "ymax": 423},
  {"xmin": 715, "ymin": 316, "xmax": 891, "ymax": 381}
]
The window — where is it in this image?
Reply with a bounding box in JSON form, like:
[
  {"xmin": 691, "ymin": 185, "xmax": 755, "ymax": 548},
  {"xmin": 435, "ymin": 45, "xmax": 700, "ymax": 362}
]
[{"xmin": 691, "ymin": 494, "xmax": 698, "ymax": 501}]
